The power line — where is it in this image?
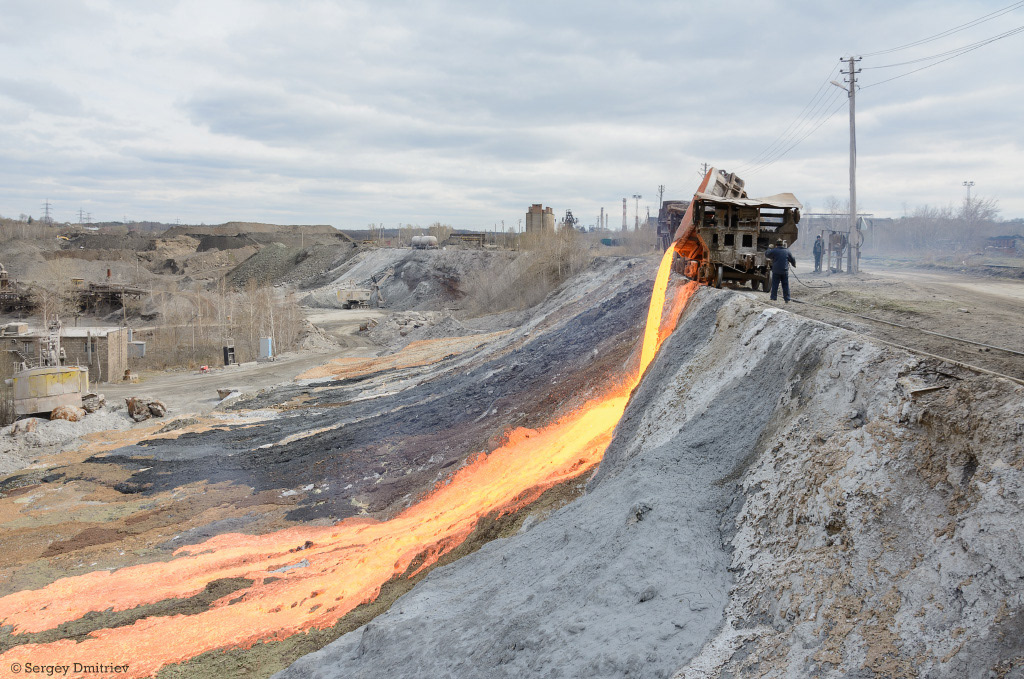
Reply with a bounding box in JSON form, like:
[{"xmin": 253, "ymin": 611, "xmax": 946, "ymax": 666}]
[
  {"xmin": 741, "ymin": 8, "xmax": 1019, "ymax": 173},
  {"xmin": 750, "ymin": 92, "xmax": 846, "ymax": 171},
  {"xmin": 738, "ymin": 87, "xmax": 846, "ymax": 175},
  {"xmin": 744, "ymin": 97, "xmax": 848, "ymax": 177},
  {"xmin": 727, "ymin": 4, "xmax": 1024, "ymax": 183},
  {"xmin": 860, "ymin": 0, "xmax": 1024, "ymax": 57},
  {"xmin": 862, "ymin": 25, "xmax": 1024, "ymax": 89},
  {"xmin": 863, "ymin": 24, "xmax": 1024, "ymax": 69},
  {"xmin": 734, "ymin": 63, "xmax": 842, "ymax": 174}
]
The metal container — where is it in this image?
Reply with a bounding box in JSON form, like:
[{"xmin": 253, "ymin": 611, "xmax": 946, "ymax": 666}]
[
  {"xmin": 12, "ymin": 366, "xmax": 90, "ymax": 415},
  {"xmin": 259, "ymin": 337, "xmax": 274, "ymax": 360}
]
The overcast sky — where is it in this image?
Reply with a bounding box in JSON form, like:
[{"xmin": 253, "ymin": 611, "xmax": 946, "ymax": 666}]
[{"xmin": 1, "ymin": 0, "xmax": 1022, "ymax": 229}]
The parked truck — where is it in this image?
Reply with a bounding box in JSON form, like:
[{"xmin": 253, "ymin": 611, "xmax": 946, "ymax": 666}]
[{"xmin": 336, "ymin": 286, "xmax": 373, "ymax": 309}]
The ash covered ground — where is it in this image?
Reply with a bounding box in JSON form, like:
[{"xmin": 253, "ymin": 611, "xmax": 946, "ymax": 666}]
[
  {"xmin": 83, "ymin": 257, "xmax": 654, "ymax": 525},
  {"xmin": 276, "ymin": 289, "xmax": 1024, "ymax": 679},
  {"xmin": 0, "ymin": 246, "xmax": 1022, "ymax": 679}
]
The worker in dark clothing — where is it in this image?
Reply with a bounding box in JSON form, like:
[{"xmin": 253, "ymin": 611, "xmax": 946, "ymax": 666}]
[
  {"xmin": 813, "ymin": 235, "xmax": 824, "ymax": 272},
  {"xmin": 765, "ymin": 239, "xmax": 796, "ymax": 302}
]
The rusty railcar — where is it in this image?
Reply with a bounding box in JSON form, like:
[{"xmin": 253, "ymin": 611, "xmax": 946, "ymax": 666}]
[{"xmin": 671, "ymin": 168, "xmax": 801, "ymax": 290}]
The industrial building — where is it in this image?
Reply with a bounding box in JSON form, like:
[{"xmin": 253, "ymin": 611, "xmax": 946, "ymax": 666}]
[
  {"xmin": 525, "ymin": 204, "xmax": 555, "ymax": 233},
  {"xmin": 3, "ymin": 325, "xmax": 129, "ymax": 383}
]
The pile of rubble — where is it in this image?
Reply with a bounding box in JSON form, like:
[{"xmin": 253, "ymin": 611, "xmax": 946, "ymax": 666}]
[
  {"xmin": 48, "ymin": 393, "xmax": 106, "ymax": 422},
  {"xmin": 125, "ymin": 396, "xmax": 167, "ymax": 422},
  {"xmin": 367, "ymin": 310, "xmax": 449, "ymax": 347}
]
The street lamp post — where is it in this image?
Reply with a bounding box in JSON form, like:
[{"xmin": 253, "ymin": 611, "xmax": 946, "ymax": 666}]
[{"xmin": 632, "ymin": 194, "xmax": 642, "ymax": 231}]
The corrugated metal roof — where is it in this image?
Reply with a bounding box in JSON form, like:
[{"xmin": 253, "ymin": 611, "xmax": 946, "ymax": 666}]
[{"xmin": 693, "ymin": 192, "xmax": 802, "ymax": 210}]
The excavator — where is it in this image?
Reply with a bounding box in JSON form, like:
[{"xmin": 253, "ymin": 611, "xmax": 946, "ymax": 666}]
[{"xmin": 668, "ymin": 167, "xmax": 801, "ymax": 290}]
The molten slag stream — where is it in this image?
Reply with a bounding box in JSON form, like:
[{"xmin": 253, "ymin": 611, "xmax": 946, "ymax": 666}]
[{"xmin": 0, "ymin": 250, "xmax": 695, "ymax": 678}]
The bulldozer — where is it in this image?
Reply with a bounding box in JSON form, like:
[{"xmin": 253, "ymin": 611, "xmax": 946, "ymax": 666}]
[{"xmin": 669, "ymin": 168, "xmax": 801, "ymax": 290}]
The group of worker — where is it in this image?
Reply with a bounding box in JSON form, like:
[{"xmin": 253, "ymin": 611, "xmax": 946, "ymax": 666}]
[{"xmin": 763, "ymin": 234, "xmax": 824, "ymax": 304}]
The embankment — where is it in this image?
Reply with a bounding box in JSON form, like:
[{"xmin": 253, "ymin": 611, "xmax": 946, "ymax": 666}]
[{"xmin": 276, "ymin": 288, "xmax": 1024, "ymax": 678}]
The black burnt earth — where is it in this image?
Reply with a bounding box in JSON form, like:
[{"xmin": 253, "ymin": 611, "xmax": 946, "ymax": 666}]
[{"xmin": 85, "ymin": 262, "xmax": 656, "ymax": 522}]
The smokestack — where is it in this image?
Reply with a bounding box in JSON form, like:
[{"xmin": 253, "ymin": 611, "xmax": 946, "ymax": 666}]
[{"xmin": 622, "ymin": 198, "xmax": 627, "ymax": 231}]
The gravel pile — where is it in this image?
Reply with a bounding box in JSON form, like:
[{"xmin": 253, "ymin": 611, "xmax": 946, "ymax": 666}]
[
  {"xmin": 366, "ymin": 310, "xmax": 452, "ymax": 349},
  {"xmin": 278, "ymin": 243, "xmax": 358, "ymax": 289},
  {"xmin": 0, "ymin": 408, "xmax": 133, "ymax": 475},
  {"xmin": 226, "ymin": 243, "xmax": 304, "ymax": 287}
]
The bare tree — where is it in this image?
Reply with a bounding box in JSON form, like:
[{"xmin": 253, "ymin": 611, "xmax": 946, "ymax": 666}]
[
  {"xmin": 428, "ymin": 222, "xmax": 454, "ymax": 243},
  {"xmin": 825, "ymin": 196, "xmax": 849, "ymax": 233},
  {"xmin": 29, "ymin": 259, "xmax": 79, "ymax": 326}
]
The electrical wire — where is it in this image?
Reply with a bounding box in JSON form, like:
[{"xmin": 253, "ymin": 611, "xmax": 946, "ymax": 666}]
[
  {"xmin": 791, "ymin": 270, "xmax": 833, "ymax": 289},
  {"xmin": 737, "ymin": 88, "xmax": 847, "ymax": 175},
  {"xmin": 733, "ymin": 63, "xmax": 842, "ymax": 174},
  {"xmin": 860, "ymin": 0, "xmax": 1024, "ymax": 57},
  {"xmin": 862, "ymin": 24, "xmax": 1024, "ymax": 89},
  {"xmin": 723, "ymin": 3, "xmax": 1024, "ymax": 181},
  {"xmin": 743, "ymin": 95, "xmax": 848, "ymax": 176},
  {"xmin": 863, "ymin": 23, "xmax": 1024, "ymax": 69}
]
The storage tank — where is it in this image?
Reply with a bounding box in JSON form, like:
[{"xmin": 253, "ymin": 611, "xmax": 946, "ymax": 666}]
[{"xmin": 12, "ymin": 366, "xmax": 90, "ymax": 415}]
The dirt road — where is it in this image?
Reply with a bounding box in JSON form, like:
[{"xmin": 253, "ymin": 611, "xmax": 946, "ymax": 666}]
[
  {"xmin": 103, "ymin": 307, "xmax": 384, "ymax": 414},
  {"xmin": 773, "ymin": 264, "xmax": 1024, "ymax": 381}
]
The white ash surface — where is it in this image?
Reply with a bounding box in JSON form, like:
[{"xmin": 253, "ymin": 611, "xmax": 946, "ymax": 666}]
[
  {"xmin": 275, "ymin": 288, "xmax": 1024, "ymax": 679},
  {"xmin": 0, "ymin": 409, "xmax": 133, "ymax": 475}
]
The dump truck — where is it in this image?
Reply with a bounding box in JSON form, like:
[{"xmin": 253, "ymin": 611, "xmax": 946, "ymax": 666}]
[
  {"xmin": 336, "ymin": 267, "xmax": 393, "ymax": 309},
  {"xmin": 337, "ymin": 286, "xmax": 373, "ymax": 309},
  {"xmin": 669, "ymin": 168, "xmax": 801, "ymax": 290}
]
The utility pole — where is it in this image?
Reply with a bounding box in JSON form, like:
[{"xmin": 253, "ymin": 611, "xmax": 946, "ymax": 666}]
[
  {"xmin": 657, "ymin": 184, "xmax": 665, "ymax": 208},
  {"xmin": 78, "ymin": 208, "xmax": 86, "ymax": 224},
  {"xmin": 700, "ymin": 163, "xmax": 709, "ymax": 177},
  {"xmin": 42, "ymin": 200, "xmax": 53, "ymax": 225},
  {"xmin": 632, "ymin": 194, "xmax": 642, "ymax": 230},
  {"xmin": 963, "ymin": 180, "xmax": 974, "ymax": 202},
  {"xmin": 831, "ymin": 56, "xmax": 861, "ymax": 273}
]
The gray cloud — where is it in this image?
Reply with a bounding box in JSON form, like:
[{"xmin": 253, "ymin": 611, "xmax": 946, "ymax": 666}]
[
  {"xmin": 0, "ymin": 78, "xmax": 85, "ymax": 116},
  {"xmin": 0, "ymin": 0, "xmax": 1020, "ymax": 226}
]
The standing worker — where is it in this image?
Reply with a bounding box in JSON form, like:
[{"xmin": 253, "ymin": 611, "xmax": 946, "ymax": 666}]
[
  {"xmin": 765, "ymin": 239, "xmax": 796, "ymax": 303},
  {"xmin": 813, "ymin": 235, "xmax": 824, "ymax": 272}
]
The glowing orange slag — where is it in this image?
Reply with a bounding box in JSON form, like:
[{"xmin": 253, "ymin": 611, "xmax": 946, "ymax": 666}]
[{"xmin": 0, "ymin": 250, "xmax": 697, "ymax": 678}]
